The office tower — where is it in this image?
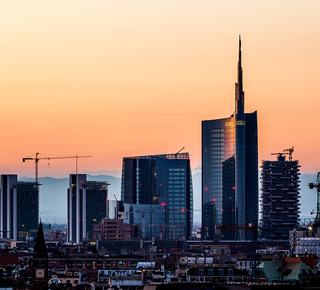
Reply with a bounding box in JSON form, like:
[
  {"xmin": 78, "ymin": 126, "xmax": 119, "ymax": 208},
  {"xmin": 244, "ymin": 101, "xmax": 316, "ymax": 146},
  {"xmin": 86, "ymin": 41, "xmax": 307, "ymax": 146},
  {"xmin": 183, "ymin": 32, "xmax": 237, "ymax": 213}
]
[
  {"xmin": 202, "ymin": 37, "xmax": 258, "ymax": 240},
  {"xmin": 121, "ymin": 152, "xmax": 193, "ymax": 239},
  {"xmin": 67, "ymin": 174, "xmax": 109, "ymax": 243},
  {"xmin": 261, "ymin": 152, "xmax": 301, "ymax": 240},
  {"xmin": 0, "ymin": 174, "xmax": 38, "ymax": 241}
]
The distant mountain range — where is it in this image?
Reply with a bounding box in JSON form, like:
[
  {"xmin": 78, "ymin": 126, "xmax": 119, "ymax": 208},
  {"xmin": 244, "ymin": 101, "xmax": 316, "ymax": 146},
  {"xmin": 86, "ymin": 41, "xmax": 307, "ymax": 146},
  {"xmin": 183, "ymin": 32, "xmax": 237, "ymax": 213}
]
[{"xmin": 21, "ymin": 172, "xmax": 318, "ymax": 225}]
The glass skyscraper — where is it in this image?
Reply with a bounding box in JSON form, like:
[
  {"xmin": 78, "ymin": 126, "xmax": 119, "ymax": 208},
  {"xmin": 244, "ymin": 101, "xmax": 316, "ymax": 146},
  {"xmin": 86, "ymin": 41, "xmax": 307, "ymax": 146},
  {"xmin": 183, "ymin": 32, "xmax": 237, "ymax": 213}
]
[
  {"xmin": 121, "ymin": 152, "xmax": 193, "ymax": 239},
  {"xmin": 202, "ymin": 37, "xmax": 258, "ymax": 240}
]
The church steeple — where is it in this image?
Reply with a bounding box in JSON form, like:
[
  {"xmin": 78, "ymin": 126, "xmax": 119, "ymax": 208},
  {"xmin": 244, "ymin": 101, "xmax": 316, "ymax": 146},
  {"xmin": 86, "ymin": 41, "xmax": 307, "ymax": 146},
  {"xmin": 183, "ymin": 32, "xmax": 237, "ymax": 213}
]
[
  {"xmin": 235, "ymin": 35, "xmax": 244, "ymax": 115},
  {"xmin": 34, "ymin": 220, "xmax": 47, "ymax": 254},
  {"xmin": 33, "ymin": 220, "xmax": 48, "ymax": 287}
]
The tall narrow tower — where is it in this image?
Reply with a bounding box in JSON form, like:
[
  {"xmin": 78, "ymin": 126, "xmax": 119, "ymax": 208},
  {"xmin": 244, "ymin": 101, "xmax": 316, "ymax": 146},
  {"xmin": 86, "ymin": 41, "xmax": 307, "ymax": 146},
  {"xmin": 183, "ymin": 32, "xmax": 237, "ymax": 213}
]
[
  {"xmin": 261, "ymin": 153, "xmax": 301, "ymax": 239},
  {"xmin": 0, "ymin": 174, "xmax": 38, "ymax": 241},
  {"xmin": 67, "ymin": 174, "xmax": 109, "ymax": 243},
  {"xmin": 234, "ymin": 36, "xmax": 247, "ymax": 239},
  {"xmin": 202, "ymin": 37, "xmax": 258, "ymax": 240}
]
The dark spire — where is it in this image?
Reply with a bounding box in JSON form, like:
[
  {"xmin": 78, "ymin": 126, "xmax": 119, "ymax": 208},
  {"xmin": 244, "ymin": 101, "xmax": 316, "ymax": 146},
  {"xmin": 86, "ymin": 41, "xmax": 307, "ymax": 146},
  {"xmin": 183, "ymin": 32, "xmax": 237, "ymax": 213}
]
[
  {"xmin": 34, "ymin": 221, "xmax": 47, "ymax": 254},
  {"xmin": 235, "ymin": 35, "xmax": 244, "ymax": 115}
]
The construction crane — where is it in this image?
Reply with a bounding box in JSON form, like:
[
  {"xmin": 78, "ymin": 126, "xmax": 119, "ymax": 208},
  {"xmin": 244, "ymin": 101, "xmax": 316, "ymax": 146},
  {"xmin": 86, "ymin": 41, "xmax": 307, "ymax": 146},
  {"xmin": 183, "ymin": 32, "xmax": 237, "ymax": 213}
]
[
  {"xmin": 283, "ymin": 146, "xmax": 294, "ymax": 161},
  {"xmin": 174, "ymin": 147, "xmax": 185, "ymax": 159},
  {"xmin": 22, "ymin": 152, "xmax": 92, "ymax": 185},
  {"xmin": 271, "ymin": 146, "xmax": 294, "ymax": 161},
  {"xmin": 308, "ymin": 172, "xmax": 320, "ymax": 219}
]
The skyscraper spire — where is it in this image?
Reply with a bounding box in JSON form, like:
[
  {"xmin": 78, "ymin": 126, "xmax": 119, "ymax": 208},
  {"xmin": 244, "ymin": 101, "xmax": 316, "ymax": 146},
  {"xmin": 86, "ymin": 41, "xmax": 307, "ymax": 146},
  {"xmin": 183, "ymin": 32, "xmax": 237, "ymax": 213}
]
[{"xmin": 235, "ymin": 35, "xmax": 244, "ymax": 115}]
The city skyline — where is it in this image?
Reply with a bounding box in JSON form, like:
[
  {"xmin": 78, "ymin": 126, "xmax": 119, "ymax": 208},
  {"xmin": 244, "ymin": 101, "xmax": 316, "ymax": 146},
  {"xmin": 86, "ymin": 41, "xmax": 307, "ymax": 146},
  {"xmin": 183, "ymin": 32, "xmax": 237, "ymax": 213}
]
[{"xmin": 1, "ymin": 1, "xmax": 320, "ymax": 178}]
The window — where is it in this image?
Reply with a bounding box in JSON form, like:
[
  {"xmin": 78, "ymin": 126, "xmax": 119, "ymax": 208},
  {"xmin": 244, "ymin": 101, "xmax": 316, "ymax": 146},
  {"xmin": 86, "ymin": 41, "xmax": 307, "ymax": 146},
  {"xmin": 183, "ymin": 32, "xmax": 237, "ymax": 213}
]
[{"xmin": 227, "ymin": 268, "xmax": 233, "ymax": 276}]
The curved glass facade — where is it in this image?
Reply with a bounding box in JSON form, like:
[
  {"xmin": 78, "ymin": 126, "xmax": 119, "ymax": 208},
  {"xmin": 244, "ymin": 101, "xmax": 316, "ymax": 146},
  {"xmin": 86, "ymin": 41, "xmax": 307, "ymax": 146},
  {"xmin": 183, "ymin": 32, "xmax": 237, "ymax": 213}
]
[{"xmin": 201, "ymin": 37, "xmax": 258, "ymax": 240}]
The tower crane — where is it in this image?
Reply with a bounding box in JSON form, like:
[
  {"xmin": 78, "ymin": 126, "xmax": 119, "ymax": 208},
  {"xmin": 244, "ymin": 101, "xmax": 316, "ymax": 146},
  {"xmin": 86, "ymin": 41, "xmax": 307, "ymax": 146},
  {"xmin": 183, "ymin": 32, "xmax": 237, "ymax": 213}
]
[
  {"xmin": 283, "ymin": 146, "xmax": 294, "ymax": 161},
  {"xmin": 308, "ymin": 172, "xmax": 320, "ymax": 219},
  {"xmin": 174, "ymin": 147, "xmax": 185, "ymax": 159},
  {"xmin": 271, "ymin": 146, "xmax": 294, "ymax": 161},
  {"xmin": 22, "ymin": 152, "xmax": 92, "ymax": 185}
]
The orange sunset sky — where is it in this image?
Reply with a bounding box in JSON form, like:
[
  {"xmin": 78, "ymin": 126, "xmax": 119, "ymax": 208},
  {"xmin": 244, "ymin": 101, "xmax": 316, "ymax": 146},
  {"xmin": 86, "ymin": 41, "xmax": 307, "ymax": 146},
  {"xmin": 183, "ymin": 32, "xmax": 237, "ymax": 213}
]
[{"xmin": 0, "ymin": 1, "xmax": 319, "ymax": 178}]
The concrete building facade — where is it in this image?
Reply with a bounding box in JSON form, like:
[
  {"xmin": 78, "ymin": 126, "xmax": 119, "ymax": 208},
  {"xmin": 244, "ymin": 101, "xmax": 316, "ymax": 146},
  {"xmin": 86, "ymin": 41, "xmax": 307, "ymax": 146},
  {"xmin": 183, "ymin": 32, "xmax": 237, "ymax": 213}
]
[{"xmin": 261, "ymin": 153, "xmax": 301, "ymax": 240}]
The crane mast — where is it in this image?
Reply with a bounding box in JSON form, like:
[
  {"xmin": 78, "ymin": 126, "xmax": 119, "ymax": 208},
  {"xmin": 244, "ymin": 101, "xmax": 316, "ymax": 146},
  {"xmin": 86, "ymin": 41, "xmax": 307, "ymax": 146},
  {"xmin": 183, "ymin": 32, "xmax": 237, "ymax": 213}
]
[{"xmin": 309, "ymin": 172, "xmax": 320, "ymax": 220}]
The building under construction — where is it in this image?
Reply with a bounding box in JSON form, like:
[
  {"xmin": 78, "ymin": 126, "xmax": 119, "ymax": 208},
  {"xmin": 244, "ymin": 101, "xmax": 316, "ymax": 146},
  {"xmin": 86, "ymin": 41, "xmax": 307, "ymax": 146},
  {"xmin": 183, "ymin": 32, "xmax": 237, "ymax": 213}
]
[{"xmin": 260, "ymin": 149, "xmax": 301, "ymax": 240}]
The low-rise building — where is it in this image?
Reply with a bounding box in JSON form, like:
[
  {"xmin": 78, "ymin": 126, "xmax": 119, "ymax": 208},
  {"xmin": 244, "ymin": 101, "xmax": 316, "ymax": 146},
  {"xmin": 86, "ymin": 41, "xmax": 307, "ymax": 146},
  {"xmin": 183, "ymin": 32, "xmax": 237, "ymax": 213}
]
[{"xmin": 93, "ymin": 219, "xmax": 138, "ymax": 241}]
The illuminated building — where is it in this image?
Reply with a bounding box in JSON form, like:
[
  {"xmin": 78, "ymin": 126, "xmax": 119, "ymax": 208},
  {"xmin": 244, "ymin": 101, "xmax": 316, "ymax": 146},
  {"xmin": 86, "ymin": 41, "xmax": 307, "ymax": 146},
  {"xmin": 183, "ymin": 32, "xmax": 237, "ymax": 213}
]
[
  {"xmin": 0, "ymin": 174, "xmax": 38, "ymax": 241},
  {"xmin": 202, "ymin": 37, "xmax": 258, "ymax": 240},
  {"xmin": 121, "ymin": 153, "xmax": 193, "ymax": 239},
  {"xmin": 67, "ymin": 174, "xmax": 109, "ymax": 243}
]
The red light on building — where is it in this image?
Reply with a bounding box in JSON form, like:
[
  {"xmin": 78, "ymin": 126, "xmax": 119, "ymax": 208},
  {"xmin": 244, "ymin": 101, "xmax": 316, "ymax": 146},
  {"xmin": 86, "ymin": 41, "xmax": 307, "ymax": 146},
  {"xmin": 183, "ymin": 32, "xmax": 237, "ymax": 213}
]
[
  {"xmin": 205, "ymin": 187, "xmax": 208, "ymax": 191},
  {"xmin": 140, "ymin": 183, "xmax": 142, "ymax": 185},
  {"xmin": 233, "ymin": 187, "xmax": 235, "ymax": 190},
  {"xmin": 181, "ymin": 208, "xmax": 185, "ymax": 212},
  {"xmin": 213, "ymin": 199, "xmax": 216, "ymax": 202},
  {"xmin": 222, "ymin": 209, "xmax": 224, "ymax": 212}
]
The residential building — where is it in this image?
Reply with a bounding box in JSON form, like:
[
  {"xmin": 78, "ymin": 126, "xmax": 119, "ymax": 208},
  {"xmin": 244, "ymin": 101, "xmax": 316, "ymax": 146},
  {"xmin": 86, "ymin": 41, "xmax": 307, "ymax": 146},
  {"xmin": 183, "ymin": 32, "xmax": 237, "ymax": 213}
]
[
  {"xmin": 257, "ymin": 259, "xmax": 318, "ymax": 284},
  {"xmin": 67, "ymin": 174, "xmax": 109, "ymax": 243},
  {"xmin": 261, "ymin": 153, "xmax": 300, "ymax": 240},
  {"xmin": 121, "ymin": 152, "xmax": 193, "ymax": 239},
  {"xmin": 289, "ymin": 228, "xmax": 313, "ymax": 256},
  {"xmin": 202, "ymin": 37, "xmax": 258, "ymax": 240},
  {"xmin": 92, "ymin": 218, "xmax": 138, "ymax": 241},
  {"xmin": 0, "ymin": 174, "xmax": 38, "ymax": 241}
]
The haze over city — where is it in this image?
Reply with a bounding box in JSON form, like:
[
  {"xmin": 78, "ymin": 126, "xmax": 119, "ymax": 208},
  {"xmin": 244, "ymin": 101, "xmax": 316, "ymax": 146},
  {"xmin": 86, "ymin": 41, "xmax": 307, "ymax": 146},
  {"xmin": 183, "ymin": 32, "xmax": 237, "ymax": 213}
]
[{"xmin": 1, "ymin": 1, "xmax": 319, "ymax": 178}]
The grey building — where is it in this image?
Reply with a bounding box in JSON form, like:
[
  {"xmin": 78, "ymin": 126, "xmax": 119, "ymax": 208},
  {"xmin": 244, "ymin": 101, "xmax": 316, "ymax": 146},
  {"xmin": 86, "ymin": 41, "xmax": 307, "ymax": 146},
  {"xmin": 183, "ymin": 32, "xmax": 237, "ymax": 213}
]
[
  {"xmin": 0, "ymin": 174, "xmax": 38, "ymax": 241},
  {"xmin": 202, "ymin": 37, "xmax": 258, "ymax": 240},
  {"xmin": 67, "ymin": 174, "xmax": 109, "ymax": 243}
]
